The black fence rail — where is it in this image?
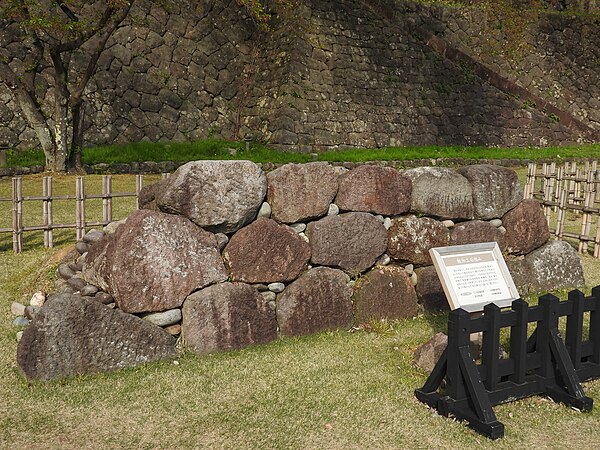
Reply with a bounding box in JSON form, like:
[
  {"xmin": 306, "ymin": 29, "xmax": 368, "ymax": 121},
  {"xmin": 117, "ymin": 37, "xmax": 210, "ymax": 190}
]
[{"xmin": 415, "ymin": 287, "xmax": 600, "ymax": 439}]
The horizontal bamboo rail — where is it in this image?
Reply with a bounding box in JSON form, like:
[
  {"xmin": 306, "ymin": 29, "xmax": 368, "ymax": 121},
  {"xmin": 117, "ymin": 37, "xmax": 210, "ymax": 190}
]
[{"xmin": 0, "ymin": 174, "xmax": 163, "ymax": 253}]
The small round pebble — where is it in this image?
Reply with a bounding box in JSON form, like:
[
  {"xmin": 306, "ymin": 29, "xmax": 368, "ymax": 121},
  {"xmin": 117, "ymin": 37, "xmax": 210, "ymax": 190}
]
[
  {"xmin": 13, "ymin": 317, "xmax": 30, "ymax": 327},
  {"xmin": 11, "ymin": 302, "xmax": 26, "ymax": 317},
  {"xmin": 257, "ymin": 202, "xmax": 272, "ymax": 219},
  {"xmin": 30, "ymin": 292, "xmax": 46, "ymax": 307},
  {"xmin": 290, "ymin": 223, "xmax": 307, "ymax": 233},
  {"xmin": 261, "ymin": 291, "xmax": 277, "ymax": 302},
  {"xmin": 75, "ymin": 241, "xmax": 90, "ymax": 255},
  {"xmin": 95, "ymin": 291, "xmax": 114, "ymax": 304},
  {"xmin": 16, "ymin": 331, "xmax": 24, "ymax": 343},
  {"xmin": 81, "ymin": 285, "xmax": 99, "ymax": 296},
  {"xmin": 441, "ymin": 220, "xmax": 455, "ymax": 229},
  {"xmin": 383, "ymin": 217, "xmax": 392, "ymax": 230},
  {"xmin": 328, "ymin": 204, "xmax": 339, "ymax": 216},
  {"xmin": 298, "ymin": 232, "xmax": 309, "ymax": 243},
  {"xmin": 58, "ymin": 263, "xmax": 76, "ymax": 280},
  {"xmin": 410, "ymin": 272, "xmax": 418, "ymax": 286},
  {"xmin": 268, "ymin": 282, "xmax": 285, "ymax": 293},
  {"xmin": 404, "ymin": 264, "xmax": 414, "ymax": 275},
  {"xmin": 377, "ymin": 254, "xmax": 391, "ymax": 266},
  {"xmin": 489, "ymin": 219, "xmax": 503, "ymax": 228},
  {"xmin": 215, "ymin": 233, "xmax": 229, "ymax": 252},
  {"xmin": 24, "ymin": 305, "xmax": 40, "ymax": 320},
  {"xmin": 498, "ymin": 226, "xmax": 506, "ymax": 234}
]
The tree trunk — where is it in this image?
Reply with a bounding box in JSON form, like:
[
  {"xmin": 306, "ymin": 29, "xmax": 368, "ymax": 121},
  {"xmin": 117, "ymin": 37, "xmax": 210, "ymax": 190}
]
[{"xmin": 69, "ymin": 100, "xmax": 85, "ymax": 171}]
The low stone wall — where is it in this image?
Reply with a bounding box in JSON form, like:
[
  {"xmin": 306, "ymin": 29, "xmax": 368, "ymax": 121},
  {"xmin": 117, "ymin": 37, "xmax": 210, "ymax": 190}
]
[{"xmin": 15, "ymin": 160, "xmax": 584, "ymax": 381}]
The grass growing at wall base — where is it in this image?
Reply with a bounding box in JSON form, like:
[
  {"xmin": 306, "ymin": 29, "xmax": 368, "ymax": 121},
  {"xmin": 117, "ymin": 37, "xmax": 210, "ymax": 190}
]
[{"xmin": 5, "ymin": 141, "xmax": 600, "ymax": 167}]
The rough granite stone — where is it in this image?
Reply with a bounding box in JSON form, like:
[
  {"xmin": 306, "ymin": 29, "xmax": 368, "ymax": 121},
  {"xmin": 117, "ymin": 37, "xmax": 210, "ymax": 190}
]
[
  {"xmin": 138, "ymin": 178, "xmax": 166, "ymax": 211},
  {"xmin": 450, "ymin": 220, "xmax": 506, "ymax": 250},
  {"xmin": 182, "ymin": 282, "xmax": 277, "ymax": 354},
  {"xmin": 335, "ymin": 165, "xmax": 412, "ymax": 215},
  {"xmin": 306, "ymin": 212, "xmax": 387, "ymax": 274},
  {"xmin": 415, "ymin": 266, "xmax": 449, "ymax": 311},
  {"xmin": 503, "ymin": 199, "xmax": 550, "ymax": 255},
  {"xmin": 404, "ymin": 167, "xmax": 473, "ymax": 219},
  {"xmin": 457, "ymin": 165, "xmax": 523, "ymax": 220},
  {"xmin": 156, "ymin": 160, "xmax": 267, "ymax": 233},
  {"xmin": 277, "ymin": 267, "xmax": 353, "ymax": 336},
  {"xmin": 223, "ymin": 218, "xmax": 311, "ymax": 283},
  {"xmin": 414, "ymin": 332, "xmax": 448, "ymax": 373},
  {"xmin": 17, "ymin": 294, "xmax": 176, "ymax": 381},
  {"xmin": 82, "ymin": 209, "xmax": 228, "ymax": 314},
  {"xmin": 267, "ymin": 162, "xmax": 339, "ymax": 224},
  {"xmin": 387, "ymin": 215, "xmax": 450, "ymax": 265},
  {"xmin": 352, "ymin": 265, "xmax": 418, "ymax": 323}
]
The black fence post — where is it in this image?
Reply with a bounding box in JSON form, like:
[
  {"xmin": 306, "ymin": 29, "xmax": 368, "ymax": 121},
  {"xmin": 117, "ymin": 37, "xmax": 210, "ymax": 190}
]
[
  {"xmin": 591, "ymin": 286, "xmax": 600, "ymax": 364},
  {"xmin": 509, "ymin": 299, "xmax": 529, "ymax": 384},
  {"xmin": 566, "ymin": 290, "xmax": 585, "ymax": 369},
  {"xmin": 482, "ymin": 303, "xmax": 501, "ymax": 392}
]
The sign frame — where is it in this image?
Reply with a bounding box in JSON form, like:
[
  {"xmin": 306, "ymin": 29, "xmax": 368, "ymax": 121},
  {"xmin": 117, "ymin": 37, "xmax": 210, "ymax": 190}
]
[{"xmin": 429, "ymin": 242, "xmax": 519, "ymax": 312}]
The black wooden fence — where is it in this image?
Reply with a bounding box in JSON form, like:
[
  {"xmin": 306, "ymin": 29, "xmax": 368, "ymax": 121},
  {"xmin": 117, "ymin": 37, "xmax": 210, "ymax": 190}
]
[{"xmin": 416, "ymin": 287, "xmax": 600, "ymax": 439}]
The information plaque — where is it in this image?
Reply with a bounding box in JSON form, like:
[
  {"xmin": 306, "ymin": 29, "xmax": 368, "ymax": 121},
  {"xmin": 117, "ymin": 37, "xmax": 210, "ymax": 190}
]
[{"xmin": 429, "ymin": 242, "xmax": 519, "ymax": 312}]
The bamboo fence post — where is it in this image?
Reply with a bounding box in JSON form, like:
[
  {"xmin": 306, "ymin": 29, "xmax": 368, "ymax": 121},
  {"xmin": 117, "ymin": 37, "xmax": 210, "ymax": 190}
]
[
  {"xmin": 579, "ymin": 169, "xmax": 595, "ymax": 254},
  {"xmin": 76, "ymin": 176, "xmax": 86, "ymax": 240},
  {"xmin": 11, "ymin": 177, "xmax": 23, "ymax": 253},
  {"xmin": 135, "ymin": 175, "xmax": 143, "ymax": 209},
  {"xmin": 42, "ymin": 176, "xmax": 54, "ymax": 248},
  {"xmin": 102, "ymin": 175, "xmax": 113, "ymax": 223},
  {"xmin": 554, "ymin": 166, "xmax": 564, "ymax": 214},
  {"xmin": 47, "ymin": 176, "xmax": 53, "ymax": 248},
  {"xmin": 525, "ymin": 163, "xmax": 535, "ymax": 199}
]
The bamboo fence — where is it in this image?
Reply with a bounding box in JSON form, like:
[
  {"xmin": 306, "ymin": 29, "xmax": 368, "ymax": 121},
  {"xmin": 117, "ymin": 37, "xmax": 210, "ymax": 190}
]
[
  {"xmin": 525, "ymin": 161, "xmax": 600, "ymax": 257},
  {"xmin": 0, "ymin": 174, "xmax": 168, "ymax": 253}
]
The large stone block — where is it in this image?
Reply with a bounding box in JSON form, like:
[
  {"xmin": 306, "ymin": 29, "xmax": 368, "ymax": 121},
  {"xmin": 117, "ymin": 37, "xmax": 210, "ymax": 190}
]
[
  {"xmin": 182, "ymin": 283, "xmax": 277, "ymax": 354},
  {"xmin": 267, "ymin": 162, "xmax": 339, "ymax": 224},
  {"xmin": 335, "ymin": 165, "xmax": 412, "ymax": 215},
  {"xmin": 415, "ymin": 265, "xmax": 449, "ymax": 311},
  {"xmin": 404, "ymin": 167, "xmax": 473, "ymax": 220},
  {"xmin": 352, "ymin": 265, "xmax": 418, "ymax": 323},
  {"xmin": 306, "ymin": 212, "xmax": 387, "ymax": 274},
  {"xmin": 387, "ymin": 215, "xmax": 450, "ymax": 265},
  {"xmin": 82, "ymin": 210, "xmax": 228, "ymax": 314},
  {"xmin": 457, "ymin": 165, "xmax": 523, "ymax": 220},
  {"xmin": 507, "ymin": 240, "xmax": 585, "ymax": 295},
  {"xmin": 17, "ymin": 294, "xmax": 176, "ymax": 381},
  {"xmin": 450, "ymin": 220, "xmax": 506, "ymax": 250},
  {"xmin": 156, "ymin": 160, "xmax": 267, "ymax": 234},
  {"xmin": 503, "ymin": 199, "xmax": 549, "ymax": 255},
  {"xmin": 223, "ymin": 218, "xmax": 311, "ymax": 283},
  {"xmin": 277, "ymin": 267, "xmax": 353, "ymax": 336}
]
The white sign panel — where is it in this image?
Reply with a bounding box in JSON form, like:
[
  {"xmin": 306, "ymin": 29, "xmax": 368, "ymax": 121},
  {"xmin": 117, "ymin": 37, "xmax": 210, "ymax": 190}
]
[{"xmin": 429, "ymin": 242, "xmax": 519, "ymax": 312}]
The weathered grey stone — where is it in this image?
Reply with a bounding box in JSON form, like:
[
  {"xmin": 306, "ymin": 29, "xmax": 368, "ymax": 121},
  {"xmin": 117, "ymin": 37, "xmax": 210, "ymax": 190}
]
[
  {"xmin": 511, "ymin": 240, "xmax": 585, "ymax": 294},
  {"xmin": 142, "ymin": 308, "xmax": 182, "ymax": 327},
  {"xmin": 267, "ymin": 162, "xmax": 338, "ymax": 224},
  {"xmin": 82, "ymin": 209, "xmax": 228, "ymax": 314},
  {"xmin": 457, "ymin": 165, "xmax": 523, "ymax": 220},
  {"xmin": 223, "ymin": 218, "xmax": 311, "ymax": 283},
  {"xmin": 415, "ymin": 266, "xmax": 449, "ymax": 311},
  {"xmin": 75, "ymin": 241, "xmax": 90, "ymax": 254},
  {"xmin": 58, "ymin": 263, "xmax": 75, "ymax": 280},
  {"xmin": 215, "ymin": 233, "xmax": 229, "ymax": 252},
  {"xmin": 17, "ymin": 294, "xmax": 176, "ymax": 381},
  {"xmin": 387, "ymin": 215, "xmax": 450, "ymax": 265},
  {"xmin": 277, "ymin": 267, "xmax": 353, "ymax": 336},
  {"xmin": 352, "ymin": 265, "xmax": 418, "ymax": 324},
  {"xmin": 82, "ymin": 230, "xmax": 104, "ymax": 244},
  {"xmin": 182, "ymin": 282, "xmax": 277, "ymax": 354},
  {"xmin": 24, "ymin": 305, "xmax": 40, "ymax": 320},
  {"xmin": 328, "ymin": 204, "xmax": 339, "ymax": 216},
  {"xmin": 164, "ymin": 324, "xmax": 181, "ymax": 336},
  {"xmin": 268, "ymin": 282, "xmax": 285, "ymax": 293},
  {"xmin": 306, "ymin": 212, "xmax": 387, "ymax": 273},
  {"xmin": 335, "ymin": 165, "xmax": 412, "ymax": 215},
  {"xmin": 156, "ymin": 160, "xmax": 267, "ymax": 233},
  {"xmin": 450, "ymin": 220, "xmax": 506, "ymax": 250},
  {"xmin": 414, "ymin": 332, "xmax": 448, "ymax": 373},
  {"xmin": 13, "ymin": 317, "xmax": 30, "ymax": 327},
  {"xmin": 503, "ymin": 199, "xmax": 549, "ymax": 255},
  {"xmin": 257, "ymin": 202, "xmax": 271, "ymax": 219},
  {"xmin": 67, "ymin": 277, "xmax": 87, "ymax": 291},
  {"xmin": 404, "ymin": 167, "xmax": 473, "ymax": 219},
  {"xmin": 103, "ymin": 218, "xmax": 126, "ymax": 234},
  {"xmin": 11, "ymin": 302, "xmax": 26, "ymax": 316},
  {"xmin": 489, "ymin": 219, "xmax": 503, "ymax": 228},
  {"xmin": 16, "ymin": 331, "xmax": 23, "ymax": 343},
  {"xmin": 290, "ymin": 223, "xmax": 307, "ymax": 233}
]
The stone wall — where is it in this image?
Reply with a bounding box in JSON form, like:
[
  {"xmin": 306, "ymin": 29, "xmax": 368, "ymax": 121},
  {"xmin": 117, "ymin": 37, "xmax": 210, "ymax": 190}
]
[
  {"xmin": 15, "ymin": 160, "xmax": 584, "ymax": 380},
  {"xmin": 1, "ymin": 0, "xmax": 599, "ymax": 152}
]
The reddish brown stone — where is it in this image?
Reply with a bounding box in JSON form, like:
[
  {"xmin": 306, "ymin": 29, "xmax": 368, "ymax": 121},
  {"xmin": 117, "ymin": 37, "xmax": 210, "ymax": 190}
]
[
  {"xmin": 352, "ymin": 265, "xmax": 418, "ymax": 324},
  {"xmin": 335, "ymin": 165, "xmax": 412, "ymax": 215},
  {"xmin": 415, "ymin": 265, "xmax": 449, "ymax": 311},
  {"xmin": 182, "ymin": 282, "xmax": 277, "ymax": 354},
  {"xmin": 450, "ymin": 220, "xmax": 506, "ymax": 250},
  {"xmin": 387, "ymin": 215, "xmax": 450, "ymax": 265},
  {"xmin": 82, "ymin": 210, "xmax": 228, "ymax": 313},
  {"xmin": 223, "ymin": 218, "xmax": 311, "ymax": 283},
  {"xmin": 503, "ymin": 199, "xmax": 549, "ymax": 255},
  {"xmin": 277, "ymin": 267, "xmax": 353, "ymax": 336},
  {"xmin": 306, "ymin": 212, "xmax": 387, "ymax": 274},
  {"xmin": 267, "ymin": 162, "xmax": 339, "ymax": 223},
  {"xmin": 414, "ymin": 332, "xmax": 448, "ymax": 373},
  {"xmin": 138, "ymin": 178, "xmax": 166, "ymax": 211}
]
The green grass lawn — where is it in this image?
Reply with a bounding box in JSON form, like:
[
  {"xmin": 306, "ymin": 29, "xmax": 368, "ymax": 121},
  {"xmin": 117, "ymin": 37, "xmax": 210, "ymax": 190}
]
[
  {"xmin": 5, "ymin": 141, "xmax": 600, "ymax": 167},
  {"xmin": 2, "ymin": 170, "xmax": 600, "ymax": 448}
]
